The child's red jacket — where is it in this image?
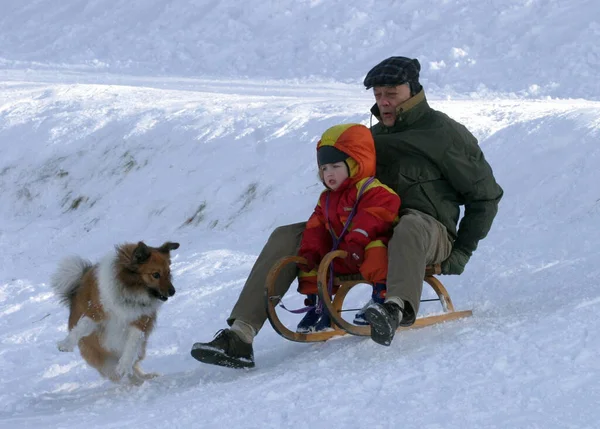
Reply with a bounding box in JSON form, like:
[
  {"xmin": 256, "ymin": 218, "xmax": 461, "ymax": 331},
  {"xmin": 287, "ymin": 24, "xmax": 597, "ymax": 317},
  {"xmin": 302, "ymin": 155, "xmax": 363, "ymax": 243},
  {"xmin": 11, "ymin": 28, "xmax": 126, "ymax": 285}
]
[{"xmin": 299, "ymin": 123, "xmax": 401, "ymax": 276}]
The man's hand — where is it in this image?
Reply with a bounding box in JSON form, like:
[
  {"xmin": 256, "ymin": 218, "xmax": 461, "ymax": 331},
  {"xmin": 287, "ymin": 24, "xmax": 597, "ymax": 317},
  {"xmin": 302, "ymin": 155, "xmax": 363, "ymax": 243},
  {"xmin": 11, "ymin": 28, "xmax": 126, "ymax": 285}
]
[
  {"xmin": 297, "ymin": 253, "xmax": 320, "ymax": 273},
  {"xmin": 344, "ymin": 242, "xmax": 365, "ymax": 272},
  {"xmin": 441, "ymin": 248, "xmax": 471, "ymax": 275}
]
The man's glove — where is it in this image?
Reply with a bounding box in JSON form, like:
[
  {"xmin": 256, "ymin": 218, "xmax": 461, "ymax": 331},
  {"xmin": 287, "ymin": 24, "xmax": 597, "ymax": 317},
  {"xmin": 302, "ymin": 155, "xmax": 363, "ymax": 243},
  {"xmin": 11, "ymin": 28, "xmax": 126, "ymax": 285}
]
[
  {"xmin": 343, "ymin": 242, "xmax": 365, "ymax": 272},
  {"xmin": 441, "ymin": 248, "xmax": 471, "ymax": 275},
  {"xmin": 297, "ymin": 252, "xmax": 320, "ymax": 273}
]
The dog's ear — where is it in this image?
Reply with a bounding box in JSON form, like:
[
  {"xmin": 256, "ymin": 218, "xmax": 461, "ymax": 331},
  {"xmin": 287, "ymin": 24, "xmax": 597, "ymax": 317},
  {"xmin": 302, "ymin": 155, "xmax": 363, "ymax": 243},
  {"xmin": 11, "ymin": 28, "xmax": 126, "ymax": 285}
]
[
  {"xmin": 132, "ymin": 242, "xmax": 152, "ymax": 264},
  {"xmin": 158, "ymin": 242, "xmax": 180, "ymax": 254}
]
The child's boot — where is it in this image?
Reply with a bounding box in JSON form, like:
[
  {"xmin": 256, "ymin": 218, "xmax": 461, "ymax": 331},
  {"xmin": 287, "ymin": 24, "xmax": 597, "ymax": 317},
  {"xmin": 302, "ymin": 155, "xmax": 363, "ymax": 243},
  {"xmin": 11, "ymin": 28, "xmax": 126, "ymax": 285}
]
[
  {"xmin": 353, "ymin": 283, "xmax": 386, "ymax": 326},
  {"xmin": 296, "ymin": 294, "xmax": 332, "ymax": 333}
]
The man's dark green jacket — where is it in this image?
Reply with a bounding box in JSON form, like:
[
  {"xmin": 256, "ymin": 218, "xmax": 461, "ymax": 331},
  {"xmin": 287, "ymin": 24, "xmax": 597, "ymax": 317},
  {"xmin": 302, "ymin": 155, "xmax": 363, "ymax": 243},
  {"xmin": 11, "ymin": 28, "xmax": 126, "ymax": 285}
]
[{"xmin": 371, "ymin": 90, "xmax": 503, "ymax": 256}]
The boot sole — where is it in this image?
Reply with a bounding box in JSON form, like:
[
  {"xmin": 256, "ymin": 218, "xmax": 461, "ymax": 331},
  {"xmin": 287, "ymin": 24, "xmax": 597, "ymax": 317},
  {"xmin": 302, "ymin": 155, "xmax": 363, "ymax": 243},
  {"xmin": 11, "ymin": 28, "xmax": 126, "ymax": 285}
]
[
  {"xmin": 190, "ymin": 344, "xmax": 255, "ymax": 369},
  {"xmin": 364, "ymin": 306, "xmax": 394, "ymax": 346}
]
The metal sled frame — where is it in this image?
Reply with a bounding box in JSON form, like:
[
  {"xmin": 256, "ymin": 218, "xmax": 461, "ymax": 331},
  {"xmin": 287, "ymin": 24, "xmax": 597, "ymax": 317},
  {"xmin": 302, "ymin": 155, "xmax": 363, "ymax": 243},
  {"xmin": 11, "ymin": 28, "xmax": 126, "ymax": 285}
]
[{"xmin": 265, "ymin": 250, "xmax": 473, "ymax": 342}]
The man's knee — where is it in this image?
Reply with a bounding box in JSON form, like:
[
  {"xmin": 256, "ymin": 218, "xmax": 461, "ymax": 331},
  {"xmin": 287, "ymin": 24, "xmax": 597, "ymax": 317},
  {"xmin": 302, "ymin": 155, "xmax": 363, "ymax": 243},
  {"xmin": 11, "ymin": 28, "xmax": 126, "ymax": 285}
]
[
  {"xmin": 271, "ymin": 222, "xmax": 304, "ymax": 237},
  {"xmin": 270, "ymin": 222, "xmax": 305, "ymax": 241},
  {"xmin": 266, "ymin": 222, "xmax": 306, "ymax": 252},
  {"xmin": 391, "ymin": 213, "xmax": 427, "ymax": 242}
]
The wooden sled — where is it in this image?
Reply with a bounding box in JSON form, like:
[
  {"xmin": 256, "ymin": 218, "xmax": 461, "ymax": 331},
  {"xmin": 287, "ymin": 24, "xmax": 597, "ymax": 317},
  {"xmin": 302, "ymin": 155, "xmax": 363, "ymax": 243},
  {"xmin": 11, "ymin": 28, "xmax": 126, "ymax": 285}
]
[{"xmin": 265, "ymin": 250, "xmax": 472, "ymax": 342}]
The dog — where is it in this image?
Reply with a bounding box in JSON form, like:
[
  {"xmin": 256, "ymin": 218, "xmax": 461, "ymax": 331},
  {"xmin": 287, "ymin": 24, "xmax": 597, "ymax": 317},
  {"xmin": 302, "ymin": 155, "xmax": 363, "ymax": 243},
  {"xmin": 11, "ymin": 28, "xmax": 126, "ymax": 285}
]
[{"xmin": 50, "ymin": 241, "xmax": 180, "ymax": 384}]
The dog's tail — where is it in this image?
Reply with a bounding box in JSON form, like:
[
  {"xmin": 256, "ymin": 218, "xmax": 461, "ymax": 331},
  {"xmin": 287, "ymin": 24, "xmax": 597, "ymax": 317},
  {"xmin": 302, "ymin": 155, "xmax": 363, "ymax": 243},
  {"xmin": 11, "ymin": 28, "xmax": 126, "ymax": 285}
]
[{"xmin": 50, "ymin": 256, "xmax": 94, "ymax": 306}]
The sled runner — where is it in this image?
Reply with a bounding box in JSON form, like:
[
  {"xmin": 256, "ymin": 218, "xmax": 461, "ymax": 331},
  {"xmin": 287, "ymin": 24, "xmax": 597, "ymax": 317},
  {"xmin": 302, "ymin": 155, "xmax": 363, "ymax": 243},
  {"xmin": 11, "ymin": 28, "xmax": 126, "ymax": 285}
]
[{"xmin": 265, "ymin": 250, "xmax": 473, "ymax": 342}]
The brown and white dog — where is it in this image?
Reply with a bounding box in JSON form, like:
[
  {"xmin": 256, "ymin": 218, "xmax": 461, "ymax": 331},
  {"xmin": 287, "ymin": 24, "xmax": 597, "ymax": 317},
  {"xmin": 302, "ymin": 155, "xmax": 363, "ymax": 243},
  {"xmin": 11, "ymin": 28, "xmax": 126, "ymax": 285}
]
[{"xmin": 50, "ymin": 241, "xmax": 180, "ymax": 384}]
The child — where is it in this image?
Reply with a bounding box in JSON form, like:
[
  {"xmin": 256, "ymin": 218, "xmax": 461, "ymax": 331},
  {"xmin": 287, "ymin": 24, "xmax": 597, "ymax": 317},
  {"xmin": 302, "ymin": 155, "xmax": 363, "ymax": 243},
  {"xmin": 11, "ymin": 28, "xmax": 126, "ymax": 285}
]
[{"xmin": 296, "ymin": 123, "xmax": 401, "ymax": 333}]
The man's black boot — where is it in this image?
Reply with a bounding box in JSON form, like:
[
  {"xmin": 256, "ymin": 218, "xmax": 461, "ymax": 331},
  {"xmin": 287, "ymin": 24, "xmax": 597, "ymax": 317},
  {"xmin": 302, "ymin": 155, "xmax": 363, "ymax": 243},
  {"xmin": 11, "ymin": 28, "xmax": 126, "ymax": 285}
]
[
  {"xmin": 191, "ymin": 329, "xmax": 255, "ymax": 368},
  {"xmin": 364, "ymin": 301, "xmax": 402, "ymax": 346}
]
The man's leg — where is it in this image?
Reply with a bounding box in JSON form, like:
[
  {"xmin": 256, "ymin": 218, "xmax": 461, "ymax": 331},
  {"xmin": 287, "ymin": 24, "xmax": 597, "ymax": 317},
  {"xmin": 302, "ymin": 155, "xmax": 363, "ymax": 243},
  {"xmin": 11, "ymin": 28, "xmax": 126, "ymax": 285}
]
[
  {"xmin": 364, "ymin": 209, "xmax": 452, "ymax": 346},
  {"xmin": 191, "ymin": 222, "xmax": 305, "ymax": 368},
  {"xmin": 227, "ymin": 222, "xmax": 306, "ymax": 333},
  {"xmin": 386, "ymin": 209, "xmax": 453, "ymax": 325}
]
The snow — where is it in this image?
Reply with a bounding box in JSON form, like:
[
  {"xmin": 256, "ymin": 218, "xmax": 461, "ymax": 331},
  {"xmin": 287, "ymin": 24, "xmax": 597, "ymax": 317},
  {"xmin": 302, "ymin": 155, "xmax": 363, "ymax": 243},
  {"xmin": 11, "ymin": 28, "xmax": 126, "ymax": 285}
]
[{"xmin": 1, "ymin": 0, "xmax": 600, "ymax": 428}]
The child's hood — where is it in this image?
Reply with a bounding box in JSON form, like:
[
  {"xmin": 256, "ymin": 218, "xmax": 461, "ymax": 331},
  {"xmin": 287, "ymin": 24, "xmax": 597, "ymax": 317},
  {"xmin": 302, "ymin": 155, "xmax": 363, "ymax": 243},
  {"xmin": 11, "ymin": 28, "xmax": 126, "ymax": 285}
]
[{"xmin": 316, "ymin": 123, "xmax": 376, "ymax": 182}]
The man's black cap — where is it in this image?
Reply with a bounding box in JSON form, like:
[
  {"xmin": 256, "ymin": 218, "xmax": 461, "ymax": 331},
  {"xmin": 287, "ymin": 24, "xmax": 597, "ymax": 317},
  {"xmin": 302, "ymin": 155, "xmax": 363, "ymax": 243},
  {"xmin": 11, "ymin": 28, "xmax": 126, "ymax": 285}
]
[{"xmin": 363, "ymin": 56, "xmax": 422, "ymax": 94}]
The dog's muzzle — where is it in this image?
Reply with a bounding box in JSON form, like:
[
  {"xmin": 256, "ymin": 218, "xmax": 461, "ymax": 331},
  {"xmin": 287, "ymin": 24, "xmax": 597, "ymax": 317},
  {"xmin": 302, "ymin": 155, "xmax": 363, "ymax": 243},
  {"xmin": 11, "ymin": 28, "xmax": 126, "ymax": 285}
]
[{"xmin": 149, "ymin": 286, "xmax": 176, "ymax": 301}]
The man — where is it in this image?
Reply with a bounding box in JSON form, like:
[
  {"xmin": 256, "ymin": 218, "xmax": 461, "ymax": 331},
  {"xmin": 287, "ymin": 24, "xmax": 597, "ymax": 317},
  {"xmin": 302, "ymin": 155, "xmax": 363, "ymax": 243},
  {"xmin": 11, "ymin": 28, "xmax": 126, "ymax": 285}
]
[{"xmin": 191, "ymin": 56, "xmax": 503, "ymax": 367}]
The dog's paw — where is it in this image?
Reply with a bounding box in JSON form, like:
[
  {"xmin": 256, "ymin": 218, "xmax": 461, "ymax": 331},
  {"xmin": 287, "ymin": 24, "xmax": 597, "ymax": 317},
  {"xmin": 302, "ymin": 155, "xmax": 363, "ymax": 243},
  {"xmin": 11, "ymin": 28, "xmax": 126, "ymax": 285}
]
[
  {"xmin": 128, "ymin": 374, "xmax": 146, "ymax": 386},
  {"xmin": 106, "ymin": 369, "xmax": 123, "ymax": 383},
  {"xmin": 115, "ymin": 362, "xmax": 133, "ymax": 380},
  {"xmin": 141, "ymin": 372, "xmax": 160, "ymax": 380},
  {"xmin": 57, "ymin": 339, "xmax": 74, "ymax": 352}
]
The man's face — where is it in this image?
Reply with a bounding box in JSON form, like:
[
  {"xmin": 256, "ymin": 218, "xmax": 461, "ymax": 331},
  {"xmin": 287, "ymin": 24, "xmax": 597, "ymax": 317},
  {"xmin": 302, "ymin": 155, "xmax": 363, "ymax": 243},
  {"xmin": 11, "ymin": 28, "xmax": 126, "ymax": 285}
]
[{"xmin": 373, "ymin": 84, "xmax": 412, "ymax": 126}]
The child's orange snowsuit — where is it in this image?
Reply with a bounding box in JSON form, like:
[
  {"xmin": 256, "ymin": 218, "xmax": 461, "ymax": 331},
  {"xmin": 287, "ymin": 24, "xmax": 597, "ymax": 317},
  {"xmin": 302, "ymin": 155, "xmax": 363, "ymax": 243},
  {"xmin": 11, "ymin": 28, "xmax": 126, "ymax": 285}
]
[{"xmin": 297, "ymin": 123, "xmax": 401, "ymax": 295}]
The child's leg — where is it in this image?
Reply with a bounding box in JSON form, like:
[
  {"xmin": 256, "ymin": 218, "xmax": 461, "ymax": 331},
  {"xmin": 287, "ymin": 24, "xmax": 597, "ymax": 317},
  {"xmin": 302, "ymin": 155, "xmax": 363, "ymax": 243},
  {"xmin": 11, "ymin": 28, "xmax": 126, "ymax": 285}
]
[
  {"xmin": 297, "ymin": 270, "xmax": 318, "ymax": 295},
  {"xmin": 353, "ymin": 242, "xmax": 389, "ymax": 325},
  {"xmin": 372, "ymin": 282, "xmax": 387, "ymax": 303},
  {"xmin": 297, "ymin": 269, "xmax": 340, "ymax": 296},
  {"xmin": 296, "ymin": 272, "xmax": 333, "ymax": 333},
  {"xmin": 359, "ymin": 240, "xmax": 388, "ymax": 284}
]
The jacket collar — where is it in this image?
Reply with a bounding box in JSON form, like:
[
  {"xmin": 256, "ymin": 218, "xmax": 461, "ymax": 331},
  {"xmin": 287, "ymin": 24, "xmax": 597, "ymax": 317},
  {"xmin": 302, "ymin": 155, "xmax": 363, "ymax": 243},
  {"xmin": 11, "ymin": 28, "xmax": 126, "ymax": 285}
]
[{"xmin": 369, "ymin": 89, "xmax": 429, "ymax": 132}]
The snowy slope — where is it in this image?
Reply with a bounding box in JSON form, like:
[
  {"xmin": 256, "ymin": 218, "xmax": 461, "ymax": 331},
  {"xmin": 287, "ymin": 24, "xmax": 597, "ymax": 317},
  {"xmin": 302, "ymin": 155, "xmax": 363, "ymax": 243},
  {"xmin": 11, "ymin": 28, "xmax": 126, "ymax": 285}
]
[
  {"xmin": 1, "ymin": 0, "xmax": 599, "ymax": 99},
  {"xmin": 1, "ymin": 0, "xmax": 600, "ymax": 428}
]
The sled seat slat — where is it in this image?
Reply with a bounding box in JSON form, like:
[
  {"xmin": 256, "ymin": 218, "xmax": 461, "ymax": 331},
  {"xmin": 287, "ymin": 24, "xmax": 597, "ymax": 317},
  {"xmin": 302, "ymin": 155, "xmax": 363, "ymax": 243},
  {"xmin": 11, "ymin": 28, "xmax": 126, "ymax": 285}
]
[{"xmin": 333, "ymin": 264, "xmax": 441, "ymax": 284}]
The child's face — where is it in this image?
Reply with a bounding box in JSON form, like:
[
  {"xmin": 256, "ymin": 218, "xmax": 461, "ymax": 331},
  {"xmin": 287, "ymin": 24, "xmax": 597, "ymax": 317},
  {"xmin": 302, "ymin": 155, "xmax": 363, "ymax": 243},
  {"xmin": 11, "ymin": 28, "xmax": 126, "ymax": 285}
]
[{"xmin": 320, "ymin": 161, "xmax": 349, "ymax": 191}]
